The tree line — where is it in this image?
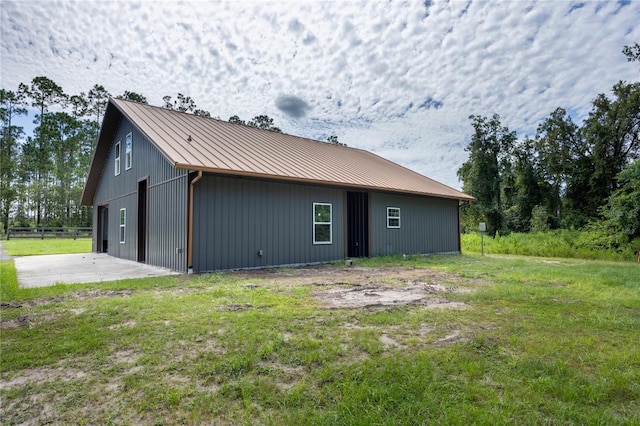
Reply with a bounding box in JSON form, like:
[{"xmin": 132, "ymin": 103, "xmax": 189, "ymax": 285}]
[
  {"xmin": 0, "ymin": 77, "xmax": 113, "ymax": 232},
  {"xmin": 1, "ymin": 78, "xmax": 345, "ymax": 233},
  {"xmin": 458, "ymin": 44, "xmax": 639, "ymax": 247}
]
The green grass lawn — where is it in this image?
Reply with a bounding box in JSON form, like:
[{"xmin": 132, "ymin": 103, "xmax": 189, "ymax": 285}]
[
  {"xmin": 1, "ymin": 254, "xmax": 638, "ymax": 424},
  {"xmin": 2, "ymin": 238, "xmax": 92, "ymax": 256}
]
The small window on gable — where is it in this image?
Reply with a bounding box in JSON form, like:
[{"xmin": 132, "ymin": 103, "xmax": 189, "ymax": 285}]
[
  {"xmin": 387, "ymin": 207, "xmax": 400, "ymax": 229},
  {"xmin": 125, "ymin": 132, "xmax": 132, "ymax": 170},
  {"xmin": 114, "ymin": 141, "xmax": 121, "ymax": 176},
  {"xmin": 119, "ymin": 208, "xmax": 126, "ymax": 244},
  {"xmin": 313, "ymin": 202, "xmax": 332, "ymax": 244}
]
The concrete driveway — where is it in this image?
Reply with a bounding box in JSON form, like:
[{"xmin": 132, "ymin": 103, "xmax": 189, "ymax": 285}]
[{"xmin": 13, "ymin": 253, "xmax": 180, "ymax": 288}]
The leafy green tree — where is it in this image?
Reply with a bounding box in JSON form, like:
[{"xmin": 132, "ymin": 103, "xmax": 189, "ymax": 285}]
[
  {"xmin": 458, "ymin": 114, "xmax": 517, "ymax": 235},
  {"xmin": 47, "ymin": 112, "xmax": 86, "ymax": 225},
  {"xmin": 600, "ymin": 160, "xmax": 640, "ymax": 240},
  {"xmin": 228, "ymin": 115, "xmax": 245, "ymax": 125},
  {"xmin": 228, "ymin": 114, "xmax": 282, "ymax": 133},
  {"xmin": 623, "ymin": 42, "xmax": 640, "ymax": 69},
  {"xmin": 163, "ymin": 93, "xmax": 210, "ymax": 117},
  {"xmin": 0, "ymin": 89, "xmax": 27, "ymax": 232},
  {"xmin": 503, "ymin": 138, "xmax": 550, "ymax": 232},
  {"xmin": 534, "ymin": 108, "xmax": 581, "ymax": 222},
  {"xmin": 163, "ymin": 93, "xmax": 193, "ymax": 112},
  {"xmin": 119, "ymin": 91, "xmax": 148, "ymax": 104},
  {"xmin": 327, "ymin": 135, "xmax": 346, "ymax": 146},
  {"xmin": 19, "ymin": 77, "xmax": 67, "ymax": 225},
  {"xmin": 530, "ymin": 205, "xmax": 551, "ymax": 232},
  {"xmin": 582, "ymin": 81, "xmax": 640, "ymax": 215},
  {"xmin": 68, "ymin": 94, "xmax": 88, "ymax": 118},
  {"xmin": 87, "ymin": 84, "xmax": 110, "ymax": 140},
  {"xmin": 248, "ymin": 115, "xmax": 282, "ymax": 133},
  {"xmin": 193, "ymin": 109, "xmax": 211, "ymax": 117}
]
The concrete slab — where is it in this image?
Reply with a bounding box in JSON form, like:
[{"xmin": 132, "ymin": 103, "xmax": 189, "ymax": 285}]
[
  {"xmin": 13, "ymin": 253, "xmax": 180, "ymax": 288},
  {"xmin": 0, "ymin": 240, "xmax": 11, "ymax": 262}
]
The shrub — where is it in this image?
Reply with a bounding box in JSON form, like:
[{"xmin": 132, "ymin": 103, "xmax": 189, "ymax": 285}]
[
  {"xmin": 530, "ymin": 205, "xmax": 550, "ymax": 232},
  {"xmin": 462, "ymin": 230, "xmax": 637, "ymax": 261}
]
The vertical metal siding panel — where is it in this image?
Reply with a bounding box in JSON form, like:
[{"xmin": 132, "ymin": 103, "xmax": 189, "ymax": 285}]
[
  {"xmin": 227, "ymin": 178, "xmax": 237, "ymax": 269},
  {"xmin": 281, "ymin": 185, "xmax": 289, "ymax": 264},
  {"xmin": 240, "ymin": 179, "xmax": 248, "ymax": 267},
  {"xmin": 197, "ymin": 180, "xmax": 207, "ymax": 271},
  {"xmin": 281, "ymin": 185, "xmax": 288, "ymax": 265},
  {"xmin": 214, "ymin": 178, "xmax": 223, "ymax": 270},
  {"xmin": 296, "ymin": 186, "xmax": 303, "ymax": 263},
  {"xmin": 92, "ymin": 207, "xmax": 98, "ymax": 251},
  {"xmin": 211, "ymin": 177, "xmax": 219, "ymax": 270},
  {"xmin": 274, "ymin": 185, "xmax": 283, "ymax": 266},
  {"xmin": 369, "ymin": 192, "xmax": 459, "ymax": 256},
  {"xmin": 243, "ymin": 180, "xmax": 251, "ymax": 267},
  {"xmin": 261, "ymin": 181, "xmax": 269, "ymax": 267},
  {"xmin": 221, "ymin": 178, "xmax": 230, "ymax": 269},
  {"xmin": 231, "ymin": 177, "xmax": 240, "ymax": 269},
  {"xmin": 255, "ymin": 182, "xmax": 264, "ymax": 267},
  {"xmin": 196, "ymin": 179, "xmax": 206, "ymax": 271}
]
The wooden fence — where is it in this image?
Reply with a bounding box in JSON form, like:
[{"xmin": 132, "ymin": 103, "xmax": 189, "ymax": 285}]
[{"xmin": 6, "ymin": 227, "xmax": 92, "ymax": 240}]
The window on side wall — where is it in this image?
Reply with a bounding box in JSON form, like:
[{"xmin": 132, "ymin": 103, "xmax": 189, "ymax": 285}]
[
  {"xmin": 313, "ymin": 202, "xmax": 332, "ymax": 244},
  {"xmin": 114, "ymin": 141, "xmax": 121, "ymax": 176},
  {"xmin": 387, "ymin": 207, "xmax": 400, "ymax": 228},
  {"xmin": 119, "ymin": 208, "xmax": 126, "ymax": 244},
  {"xmin": 125, "ymin": 132, "xmax": 132, "ymax": 170}
]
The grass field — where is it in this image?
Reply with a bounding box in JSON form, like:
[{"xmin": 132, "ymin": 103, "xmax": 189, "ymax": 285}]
[
  {"xmin": 462, "ymin": 230, "xmax": 640, "ymax": 262},
  {"xmin": 1, "ymin": 253, "xmax": 638, "ymax": 425},
  {"xmin": 2, "ymin": 238, "xmax": 92, "ymax": 256}
]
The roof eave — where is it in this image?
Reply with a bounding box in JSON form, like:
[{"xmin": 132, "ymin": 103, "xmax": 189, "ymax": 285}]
[
  {"xmin": 174, "ymin": 164, "xmax": 476, "ymax": 201},
  {"xmin": 80, "ymin": 100, "xmax": 122, "ymax": 206}
]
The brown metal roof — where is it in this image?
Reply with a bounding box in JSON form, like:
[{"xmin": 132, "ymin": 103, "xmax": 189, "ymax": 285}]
[{"xmin": 81, "ymin": 97, "xmax": 474, "ymax": 205}]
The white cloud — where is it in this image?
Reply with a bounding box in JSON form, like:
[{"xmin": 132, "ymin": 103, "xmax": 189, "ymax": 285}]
[{"xmin": 1, "ymin": 0, "xmax": 638, "ymax": 189}]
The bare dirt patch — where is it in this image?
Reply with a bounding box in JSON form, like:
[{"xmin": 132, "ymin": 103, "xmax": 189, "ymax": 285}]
[
  {"xmin": 316, "ymin": 284, "xmax": 468, "ymax": 309},
  {"xmin": 0, "ymin": 366, "xmax": 87, "ymax": 390},
  {"xmin": 231, "ymin": 264, "xmax": 479, "ymax": 287},
  {"xmin": 233, "ymin": 264, "xmax": 478, "ymax": 310},
  {"xmin": 316, "ymin": 281, "xmax": 471, "ymax": 309},
  {"xmin": 0, "ymin": 314, "xmax": 32, "ymax": 330},
  {"xmin": 0, "ymin": 289, "xmax": 134, "ymax": 311}
]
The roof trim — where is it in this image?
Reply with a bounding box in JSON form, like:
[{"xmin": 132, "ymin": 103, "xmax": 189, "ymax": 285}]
[{"xmin": 173, "ymin": 164, "xmax": 472, "ymax": 201}]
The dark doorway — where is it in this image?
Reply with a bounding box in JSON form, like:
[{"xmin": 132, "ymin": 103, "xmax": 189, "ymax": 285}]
[
  {"xmin": 347, "ymin": 192, "xmax": 369, "ymax": 257},
  {"xmin": 97, "ymin": 205, "xmax": 109, "ymax": 253},
  {"xmin": 137, "ymin": 179, "xmax": 148, "ymax": 262}
]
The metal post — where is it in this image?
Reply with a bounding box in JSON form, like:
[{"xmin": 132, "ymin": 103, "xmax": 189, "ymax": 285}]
[{"xmin": 479, "ymin": 222, "xmax": 486, "ymax": 256}]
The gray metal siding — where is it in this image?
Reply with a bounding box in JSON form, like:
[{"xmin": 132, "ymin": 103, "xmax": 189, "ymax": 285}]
[
  {"xmin": 148, "ymin": 176, "xmax": 188, "ymax": 271},
  {"xmin": 369, "ymin": 192, "xmax": 460, "ymax": 256},
  {"xmin": 104, "ymin": 195, "xmax": 137, "ymax": 260},
  {"xmin": 193, "ymin": 175, "xmax": 345, "ymax": 272},
  {"xmin": 92, "ymin": 117, "xmax": 188, "ymax": 271}
]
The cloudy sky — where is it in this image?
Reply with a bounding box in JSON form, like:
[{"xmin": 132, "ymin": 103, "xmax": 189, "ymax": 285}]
[{"xmin": 2, "ymin": 0, "xmax": 639, "ymax": 189}]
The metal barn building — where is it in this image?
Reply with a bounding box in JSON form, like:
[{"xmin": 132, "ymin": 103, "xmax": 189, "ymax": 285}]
[{"xmin": 81, "ymin": 98, "xmax": 474, "ymax": 273}]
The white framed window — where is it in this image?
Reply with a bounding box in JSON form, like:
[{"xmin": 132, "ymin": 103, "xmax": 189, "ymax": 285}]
[
  {"xmin": 387, "ymin": 207, "xmax": 400, "ymax": 228},
  {"xmin": 114, "ymin": 141, "xmax": 121, "ymax": 176},
  {"xmin": 125, "ymin": 132, "xmax": 132, "ymax": 170},
  {"xmin": 119, "ymin": 208, "xmax": 126, "ymax": 244},
  {"xmin": 313, "ymin": 202, "xmax": 332, "ymax": 244}
]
